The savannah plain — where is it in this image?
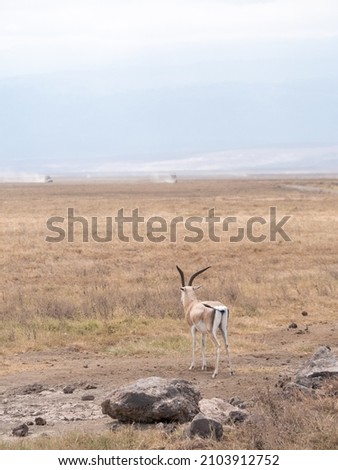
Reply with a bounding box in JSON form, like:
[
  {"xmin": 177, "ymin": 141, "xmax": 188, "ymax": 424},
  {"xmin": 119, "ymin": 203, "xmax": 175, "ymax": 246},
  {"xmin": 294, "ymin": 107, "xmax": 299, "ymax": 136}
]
[{"xmin": 0, "ymin": 178, "xmax": 338, "ymax": 449}]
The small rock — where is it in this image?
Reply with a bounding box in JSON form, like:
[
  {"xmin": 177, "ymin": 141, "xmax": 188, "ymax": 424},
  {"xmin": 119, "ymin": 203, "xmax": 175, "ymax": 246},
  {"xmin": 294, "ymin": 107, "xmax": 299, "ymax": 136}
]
[
  {"xmin": 26, "ymin": 421, "xmax": 34, "ymax": 426},
  {"xmin": 228, "ymin": 396, "xmax": 247, "ymax": 409},
  {"xmin": 188, "ymin": 413, "xmax": 223, "ymax": 440},
  {"xmin": 301, "ymin": 311, "xmax": 308, "ymax": 316},
  {"xmin": 82, "ymin": 395, "xmax": 95, "ymax": 401},
  {"xmin": 12, "ymin": 424, "xmax": 29, "ymax": 437},
  {"xmin": 39, "ymin": 390, "xmax": 55, "ymax": 396},
  {"xmin": 63, "ymin": 385, "xmax": 76, "ymax": 394},
  {"xmin": 295, "ymin": 330, "xmax": 305, "ymax": 335},
  {"xmin": 84, "ymin": 384, "xmax": 98, "ymax": 390},
  {"xmin": 288, "ymin": 322, "xmax": 298, "ymax": 329},
  {"xmin": 20, "ymin": 383, "xmax": 45, "ymax": 395},
  {"xmin": 35, "ymin": 417, "xmax": 47, "ymax": 426}
]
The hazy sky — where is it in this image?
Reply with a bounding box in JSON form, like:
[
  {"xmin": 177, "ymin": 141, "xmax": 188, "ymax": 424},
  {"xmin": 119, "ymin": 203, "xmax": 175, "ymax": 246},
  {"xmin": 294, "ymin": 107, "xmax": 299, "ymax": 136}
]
[{"xmin": 0, "ymin": 0, "xmax": 338, "ymax": 174}]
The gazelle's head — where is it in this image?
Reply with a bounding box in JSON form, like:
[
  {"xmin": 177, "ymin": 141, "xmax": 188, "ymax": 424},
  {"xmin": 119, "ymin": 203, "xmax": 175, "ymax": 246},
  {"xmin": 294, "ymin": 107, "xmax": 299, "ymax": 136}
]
[{"xmin": 176, "ymin": 265, "xmax": 211, "ymax": 303}]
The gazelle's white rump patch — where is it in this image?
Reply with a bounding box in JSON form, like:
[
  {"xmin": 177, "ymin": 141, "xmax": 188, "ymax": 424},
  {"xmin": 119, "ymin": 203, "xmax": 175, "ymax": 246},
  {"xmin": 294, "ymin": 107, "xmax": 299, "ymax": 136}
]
[{"xmin": 214, "ymin": 305, "xmax": 226, "ymax": 311}]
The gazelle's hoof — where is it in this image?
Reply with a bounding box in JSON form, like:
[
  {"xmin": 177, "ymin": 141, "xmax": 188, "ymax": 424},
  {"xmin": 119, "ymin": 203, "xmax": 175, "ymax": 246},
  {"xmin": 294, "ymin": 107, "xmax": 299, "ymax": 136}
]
[
  {"xmin": 212, "ymin": 372, "xmax": 218, "ymax": 379},
  {"xmin": 230, "ymin": 370, "xmax": 234, "ymax": 376},
  {"xmin": 189, "ymin": 365, "xmax": 195, "ymax": 370},
  {"xmin": 201, "ymin": 365, "xmax": 207, "ymax": 370}
]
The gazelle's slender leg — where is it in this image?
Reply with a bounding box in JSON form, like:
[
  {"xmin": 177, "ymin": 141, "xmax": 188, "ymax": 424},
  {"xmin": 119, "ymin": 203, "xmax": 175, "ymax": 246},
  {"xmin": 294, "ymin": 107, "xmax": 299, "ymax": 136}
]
[
  {"xmin": 189, "ymin": 325, "xmax": 196, "ymax": 370},
  {"xmin": 201, "ymin": 334, "xmax": 207, "ymax": 370},
  {"xmin": 221, "ymin": 329, "xmax": 233, "ymax": 375},
  {"xmin": 209, "ymin": 334, "xmax": 221, "ymax": 378},
  {"xmin": 222, "ymin": 330, "xmax": 234, "ymax": 375}
]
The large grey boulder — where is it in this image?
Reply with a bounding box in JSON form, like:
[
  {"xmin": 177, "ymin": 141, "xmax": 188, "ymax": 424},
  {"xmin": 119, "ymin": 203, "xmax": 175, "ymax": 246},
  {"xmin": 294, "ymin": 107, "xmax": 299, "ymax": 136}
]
[
  {"xmin": 199, "ymin": 398, "xmax": 249, "ymax": 424},
  {"xmin": 101, "ymin": 377, "xmax": 201, "ymax": 424},
  {"xmin": 296, "ymin": 346, "xmax": 338, "ymax": 388}
]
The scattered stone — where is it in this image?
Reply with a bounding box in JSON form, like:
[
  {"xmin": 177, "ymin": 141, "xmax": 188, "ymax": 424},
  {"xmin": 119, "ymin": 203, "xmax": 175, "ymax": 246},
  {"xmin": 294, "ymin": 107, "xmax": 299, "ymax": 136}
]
[
  {"xmin": 12, "ymin": 423, "xmax": 29, "ymax": 437},
  {"xmin": 35, "ymin": 417, "xmax": 47, "ymax": 426},
  {"xmin": 288, "ymin": 323, "xmax": 298, "ymax": 329},
  {"xmin": 188, "ymin": 413, "xmax": 223, "ymax": 440},
  {"xmin": 228, "ymin": 396, "xmax": 247, "ymax": 409},
  {"xmin": 82, "ymin": 395, "xmax": 95, "ymax": 401},
  {"xmin": 63, "ymin": 385, "xmax": 76, "ymax": 394},
  {"xmin": 40, "ymin": 390, "xmax": 55, "ymax": 396},
  {"xmin": 295, "ymin": 330, "xmax": 305, "ymax": 335},
  {"xmin": 102, "ymin": 377, "xmax": 201, "ymax": 424},
  {"xmin": 26, "ymin": 421, "xmax": 34, "ymax": 426},
  {"xmin": 199, "ymin": 398, "xmax": 249, "ymax": 424},
  {"xmin": 301, "ymin": 311, "xmax": 308, "ymax": 316},
  {"xmin": 84, "ymin": 384, "xmax": 98, "ymax": 390},
  {"xmin": 19, "ymin": 383, "xmax": 45, "ymax": 395}
]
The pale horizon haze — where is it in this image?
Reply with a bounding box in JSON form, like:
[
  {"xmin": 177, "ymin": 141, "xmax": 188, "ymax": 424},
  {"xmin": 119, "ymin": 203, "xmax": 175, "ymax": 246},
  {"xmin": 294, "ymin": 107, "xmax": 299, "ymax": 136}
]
[{"xmin": 1, "ymin": 0, "xmax": 338, "ymax": 177}]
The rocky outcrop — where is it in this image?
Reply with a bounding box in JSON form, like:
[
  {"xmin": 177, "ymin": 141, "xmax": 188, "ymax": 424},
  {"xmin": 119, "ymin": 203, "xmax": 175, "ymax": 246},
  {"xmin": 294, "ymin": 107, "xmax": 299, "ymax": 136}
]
[{"xmin": 296, "ymin": 346, "xmax": 338, "ymax": 388}]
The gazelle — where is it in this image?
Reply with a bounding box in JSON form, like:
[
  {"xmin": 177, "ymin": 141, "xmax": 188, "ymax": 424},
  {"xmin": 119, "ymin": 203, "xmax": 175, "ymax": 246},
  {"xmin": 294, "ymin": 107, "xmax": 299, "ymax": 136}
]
[{"xmin": 176, "ymin": 265, "xmax": 233, "ymax": 378}]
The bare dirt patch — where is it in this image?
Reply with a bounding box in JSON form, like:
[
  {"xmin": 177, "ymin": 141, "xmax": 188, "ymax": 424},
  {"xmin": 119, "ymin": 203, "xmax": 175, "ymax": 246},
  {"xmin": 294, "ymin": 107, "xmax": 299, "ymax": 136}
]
[{"xmin": 1, "ymin": 318, "xmax": 337, "ymax": 441}]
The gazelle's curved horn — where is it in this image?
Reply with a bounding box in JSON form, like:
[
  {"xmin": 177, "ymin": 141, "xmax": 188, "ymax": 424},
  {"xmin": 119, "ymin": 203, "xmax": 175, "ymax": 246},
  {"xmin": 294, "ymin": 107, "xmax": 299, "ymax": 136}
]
[
  {"xmin": 188, "ymin": 266, "xmax": 211, "ymax": 286},
  {"xmin": 176, "ymin": 265, "xmax": 185, "ymax": 287}
]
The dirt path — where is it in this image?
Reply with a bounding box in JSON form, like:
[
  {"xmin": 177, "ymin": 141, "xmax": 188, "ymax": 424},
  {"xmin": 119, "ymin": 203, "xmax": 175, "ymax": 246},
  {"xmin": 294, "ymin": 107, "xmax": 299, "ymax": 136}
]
[{"xmin": 1, "ymin": 322, "xmax": 337, "ymax": 440}]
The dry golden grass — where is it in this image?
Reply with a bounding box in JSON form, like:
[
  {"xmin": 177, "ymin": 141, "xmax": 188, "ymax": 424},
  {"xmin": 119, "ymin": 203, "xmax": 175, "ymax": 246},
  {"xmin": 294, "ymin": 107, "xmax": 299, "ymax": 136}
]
[
  {"xmin": 1, "ymin": 179, "xmax": 337, "ymax": 354},
  {"xmin": 0, "ymin": 178, "xmax": 338, "ymax": 449}
]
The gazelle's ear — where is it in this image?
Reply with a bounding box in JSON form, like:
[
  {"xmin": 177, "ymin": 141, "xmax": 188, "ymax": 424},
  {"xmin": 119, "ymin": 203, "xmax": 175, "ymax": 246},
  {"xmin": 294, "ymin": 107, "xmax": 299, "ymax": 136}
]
[{"xmin": 193, "ymin": 285, "xmax": 201, "ymax": 290}]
